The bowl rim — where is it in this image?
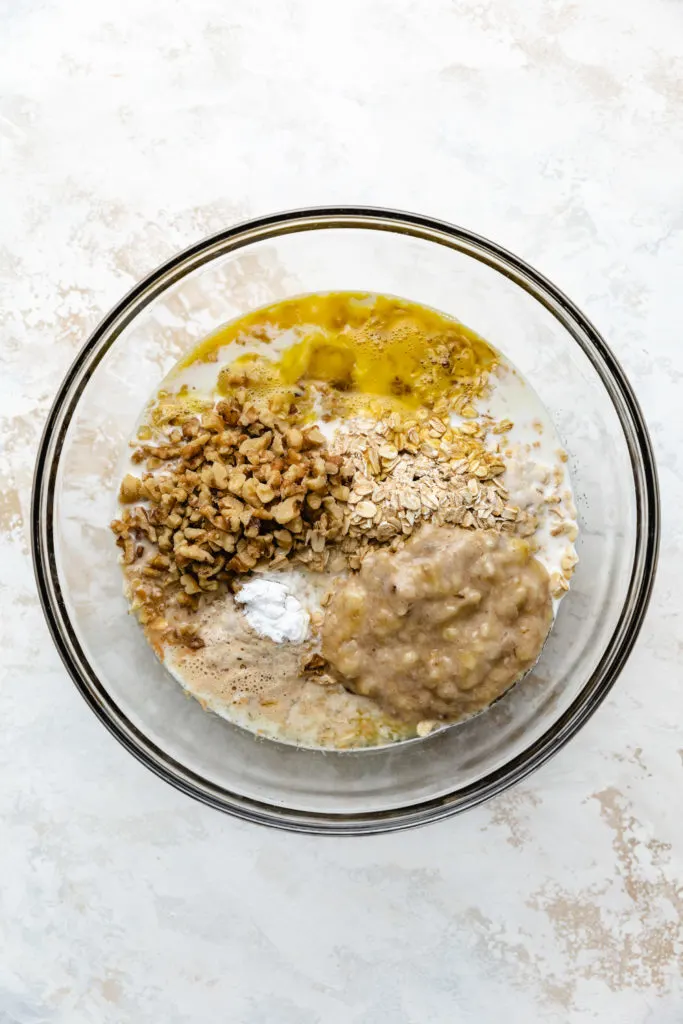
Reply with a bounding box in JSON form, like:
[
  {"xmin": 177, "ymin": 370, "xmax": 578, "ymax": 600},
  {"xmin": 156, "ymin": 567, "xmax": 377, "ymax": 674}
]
[{"xmin": 30, "ymin": 205, "xmax": 660, "ymax": 834}]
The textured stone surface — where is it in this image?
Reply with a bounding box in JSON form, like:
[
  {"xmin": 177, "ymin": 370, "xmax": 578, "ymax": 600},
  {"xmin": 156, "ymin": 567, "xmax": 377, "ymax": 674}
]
[{"xmin": 1, "ymin": 1, "xmax": 681, "ymax": 1021}]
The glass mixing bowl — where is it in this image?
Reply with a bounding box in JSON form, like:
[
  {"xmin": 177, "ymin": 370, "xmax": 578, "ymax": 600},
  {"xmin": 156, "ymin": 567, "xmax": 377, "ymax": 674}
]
[{"xmin": 31, "ymin": 207, "xmax": 659, "ymax": 834}]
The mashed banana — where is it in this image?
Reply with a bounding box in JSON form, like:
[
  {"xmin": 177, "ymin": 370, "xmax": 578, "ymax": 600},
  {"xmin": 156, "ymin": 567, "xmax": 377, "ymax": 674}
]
[{"xmin": 322, "ymin": 525, "xmax": 553, "ymax": 724}]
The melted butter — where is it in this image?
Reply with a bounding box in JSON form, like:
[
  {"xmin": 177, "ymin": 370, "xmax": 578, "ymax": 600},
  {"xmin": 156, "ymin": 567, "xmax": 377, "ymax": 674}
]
[{"xmin": 180, "ymin": 292, "xmax": 497, "ymax": 413}]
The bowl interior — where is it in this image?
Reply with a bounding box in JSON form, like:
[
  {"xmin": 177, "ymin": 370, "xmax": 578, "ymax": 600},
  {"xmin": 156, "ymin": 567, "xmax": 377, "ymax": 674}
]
[{"xmin": 34, "ymin": 211, "xmax": 657, "ymax": 831}]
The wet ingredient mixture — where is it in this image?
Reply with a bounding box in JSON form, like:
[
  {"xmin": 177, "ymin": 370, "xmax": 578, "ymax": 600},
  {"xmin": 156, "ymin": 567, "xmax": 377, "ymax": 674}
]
[{"xmin": 111, "ymin": 292, "xmax": 578, "ymax": 749}]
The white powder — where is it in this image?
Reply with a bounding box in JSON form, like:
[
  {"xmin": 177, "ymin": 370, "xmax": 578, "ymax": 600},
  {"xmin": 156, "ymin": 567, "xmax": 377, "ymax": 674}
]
[{"xmin": 234, "ymin": 577, "xmax": 310, "ymax": 643}]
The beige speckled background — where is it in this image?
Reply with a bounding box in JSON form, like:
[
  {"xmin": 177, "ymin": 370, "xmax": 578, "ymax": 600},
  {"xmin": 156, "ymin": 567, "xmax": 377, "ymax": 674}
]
[{"xmin": 1, "ymin": 1, "xmax": 682, "ymax": 1021}]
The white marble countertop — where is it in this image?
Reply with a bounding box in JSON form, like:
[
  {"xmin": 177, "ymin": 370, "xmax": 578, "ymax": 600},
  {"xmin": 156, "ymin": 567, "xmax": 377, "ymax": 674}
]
[{"xmin": 1, "ymin": 1, "xmax": 682, "ymax": 1021}]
